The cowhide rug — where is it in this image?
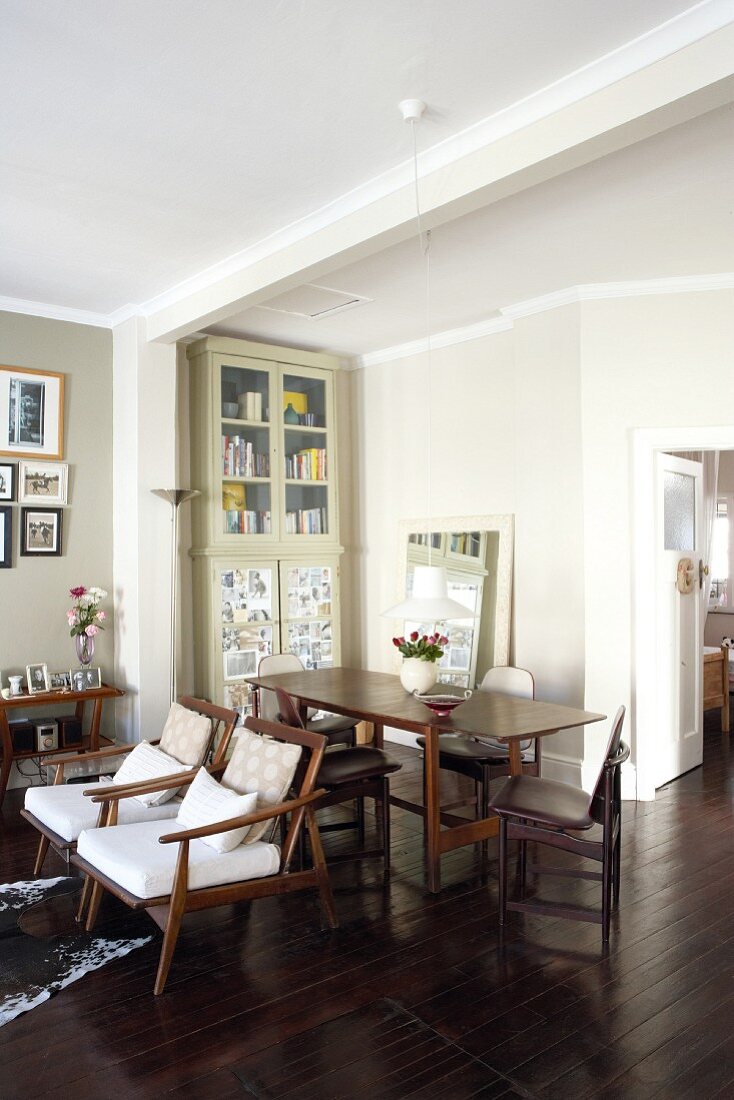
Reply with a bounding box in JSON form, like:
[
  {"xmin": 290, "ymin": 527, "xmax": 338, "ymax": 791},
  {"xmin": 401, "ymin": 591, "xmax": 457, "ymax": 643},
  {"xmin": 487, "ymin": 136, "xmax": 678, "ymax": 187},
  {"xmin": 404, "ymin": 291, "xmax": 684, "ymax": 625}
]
[{"xmin": 0, "ymin": 877, "xmax": 152, "ymax": 1026}]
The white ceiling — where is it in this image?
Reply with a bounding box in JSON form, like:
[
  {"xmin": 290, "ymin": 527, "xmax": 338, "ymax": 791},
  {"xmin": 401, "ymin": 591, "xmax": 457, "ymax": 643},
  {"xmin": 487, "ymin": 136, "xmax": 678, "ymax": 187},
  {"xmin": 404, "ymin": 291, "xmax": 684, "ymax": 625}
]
[
  {"xmin": 208, "ymin": 102, "xmax": 734, "ymax": 357},
  {"xmin": 1, "ymin": 0, "xmax": 710, "ymax": 319}
]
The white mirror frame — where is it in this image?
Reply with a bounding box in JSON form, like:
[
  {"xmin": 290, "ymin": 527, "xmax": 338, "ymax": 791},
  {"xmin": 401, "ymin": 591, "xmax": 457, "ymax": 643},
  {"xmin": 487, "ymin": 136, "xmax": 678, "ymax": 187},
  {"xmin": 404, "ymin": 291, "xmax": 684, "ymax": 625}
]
[{"xmin": 395, "ymin": 514, "xmax": 514, "ymax": 667}]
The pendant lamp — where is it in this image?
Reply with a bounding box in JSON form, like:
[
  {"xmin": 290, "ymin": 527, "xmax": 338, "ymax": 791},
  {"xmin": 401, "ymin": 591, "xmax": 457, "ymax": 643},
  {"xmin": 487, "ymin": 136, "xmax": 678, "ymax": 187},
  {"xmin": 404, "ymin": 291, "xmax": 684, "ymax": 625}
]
[{"xmin": 381, "ymin": 100, "xmax": 475, "ymax": 626}]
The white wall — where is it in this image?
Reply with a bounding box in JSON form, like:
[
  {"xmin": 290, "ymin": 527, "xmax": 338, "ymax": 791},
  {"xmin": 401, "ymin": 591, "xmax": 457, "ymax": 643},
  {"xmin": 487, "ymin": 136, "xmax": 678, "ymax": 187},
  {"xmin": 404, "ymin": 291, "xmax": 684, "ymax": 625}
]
[{"xmin": 350, "ymin": 288, "xmax": 734, "ymax": 792}]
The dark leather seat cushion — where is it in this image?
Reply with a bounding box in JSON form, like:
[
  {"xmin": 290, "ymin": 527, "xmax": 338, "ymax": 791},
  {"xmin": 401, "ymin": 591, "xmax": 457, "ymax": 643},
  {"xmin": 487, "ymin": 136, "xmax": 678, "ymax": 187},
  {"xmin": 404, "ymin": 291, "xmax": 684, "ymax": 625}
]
[
  {"xmin": 490, "ymin": 775, "xmax": 594, "ymax": 831},
  {"xmin": 308, "ymin": 714, "xmax": 357, "ymax": 736},
  {"xmin": 416, "ymin": 733, "xmax": 531, "ymax": 763},
  {"xmin": 318, "ymin": 747, "xmax": 401, "ymax": 786}
]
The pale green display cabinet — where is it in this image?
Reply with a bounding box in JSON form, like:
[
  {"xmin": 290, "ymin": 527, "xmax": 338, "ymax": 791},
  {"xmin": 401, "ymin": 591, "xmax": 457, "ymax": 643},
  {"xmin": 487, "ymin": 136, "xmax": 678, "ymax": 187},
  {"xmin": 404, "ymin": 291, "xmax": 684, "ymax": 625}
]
[{"xmin": 187, "ymin": 336, "xmax": 344, "ymax": 722}]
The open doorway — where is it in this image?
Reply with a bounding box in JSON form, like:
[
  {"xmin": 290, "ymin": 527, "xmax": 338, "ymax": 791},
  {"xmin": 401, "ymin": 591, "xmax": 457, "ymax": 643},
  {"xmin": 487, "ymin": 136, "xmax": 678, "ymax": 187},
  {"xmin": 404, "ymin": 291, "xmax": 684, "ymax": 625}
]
[{"xmin": 633, "ymin": 430, "xmax": 734, "ymax": 802}]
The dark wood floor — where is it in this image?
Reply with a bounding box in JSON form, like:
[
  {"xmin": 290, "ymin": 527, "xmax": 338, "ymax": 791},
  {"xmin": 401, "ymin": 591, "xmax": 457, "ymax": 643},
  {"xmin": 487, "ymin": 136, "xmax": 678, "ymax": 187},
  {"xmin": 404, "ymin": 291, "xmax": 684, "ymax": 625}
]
[{"xmin": 2, "ymin": 719, "xmax": 734, "ymax": 1099}]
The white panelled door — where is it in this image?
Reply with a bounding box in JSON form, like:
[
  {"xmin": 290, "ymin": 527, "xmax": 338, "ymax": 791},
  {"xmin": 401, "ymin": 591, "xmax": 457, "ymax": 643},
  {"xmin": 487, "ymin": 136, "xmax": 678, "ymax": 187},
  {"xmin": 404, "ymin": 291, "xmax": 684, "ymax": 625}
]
[{"xmin": 655, "ymin": 453, "xmax": 704, "ymax": 787}]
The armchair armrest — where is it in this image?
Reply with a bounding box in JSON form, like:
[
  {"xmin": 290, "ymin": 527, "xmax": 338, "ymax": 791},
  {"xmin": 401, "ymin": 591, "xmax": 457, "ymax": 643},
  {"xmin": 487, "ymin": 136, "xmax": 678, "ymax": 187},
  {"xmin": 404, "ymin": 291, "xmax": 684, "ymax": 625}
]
[
  {"xmin": 159, "ymin": 788, "xmax": 327, "ymax": 844},
  {"xmin": 44, "ymin": 743, "xmax": 136, "ymax": 769},
  {"xmin": 85, "ymin": 769, "xmax": 197, "ymax": 802}
]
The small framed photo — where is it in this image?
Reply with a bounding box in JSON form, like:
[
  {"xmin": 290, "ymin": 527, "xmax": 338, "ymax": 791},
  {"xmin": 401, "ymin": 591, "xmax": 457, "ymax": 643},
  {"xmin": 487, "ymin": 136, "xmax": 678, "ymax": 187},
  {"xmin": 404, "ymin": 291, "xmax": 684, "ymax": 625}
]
[
  {"xmin": 18, "ymin": 460, "xmax": 68, "ymax": 505},
  {"xmin": 0, "ymin": 463, "xmax": 16, "ymax": 501},
  {"xmin": 20, "ymin": 507, "xmax": 62, "ymax": 556},
  {"xmin": 0, "ymin": 506, "xmax": 11, "ymax": 568},
  {"xmin": 0, "ymin": 365, "xmax": 64, "ymax": 461},
  {"xmin": 49, "ymin": 670, "xmax": 71, "ymax": 691},
  {"xmin": 84, "ymin": 668, "xmax": 102, "ymax": 689},
  {"xmin": 26, "ymin": 663, "xmax": 49, "ymax": 695},
  {"xmin": 223, "ymin": 648, "xmax": 257, "ymax": 681}
]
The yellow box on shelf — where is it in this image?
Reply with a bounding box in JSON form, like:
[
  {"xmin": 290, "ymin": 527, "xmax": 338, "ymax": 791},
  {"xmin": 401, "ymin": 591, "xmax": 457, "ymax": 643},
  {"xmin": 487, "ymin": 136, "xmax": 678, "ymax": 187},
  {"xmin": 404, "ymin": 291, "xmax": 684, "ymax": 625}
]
[
  {"xmin": 222, "ymin": 483, "xmax": 246, "ymax": 511},
  {"xmin": 283, "ymin": 391, "xmax": 308, "ymax": 414}
]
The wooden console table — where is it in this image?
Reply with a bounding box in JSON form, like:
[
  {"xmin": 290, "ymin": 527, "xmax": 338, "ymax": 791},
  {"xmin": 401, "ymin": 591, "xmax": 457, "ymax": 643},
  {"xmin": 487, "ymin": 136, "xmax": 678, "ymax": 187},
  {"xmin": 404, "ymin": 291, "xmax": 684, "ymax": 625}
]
[{"xmin": 0, "ymin": 683, "xmax": 124, "ymax": 809}]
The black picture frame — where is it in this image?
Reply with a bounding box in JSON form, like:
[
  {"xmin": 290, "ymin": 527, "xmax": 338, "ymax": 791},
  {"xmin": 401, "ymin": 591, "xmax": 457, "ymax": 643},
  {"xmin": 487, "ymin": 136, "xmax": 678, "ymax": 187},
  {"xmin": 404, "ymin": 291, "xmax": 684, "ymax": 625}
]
[
  {"xmin": 0, "ymin": 463, "xmax": 16, "ymax": 502},
  {"xmin": 0, "ymin": 506, "xmax": 11, "ymax": 568},
  {"xmin": 20, "ymin": 506, "xmax": 62, "ymax": 556}
]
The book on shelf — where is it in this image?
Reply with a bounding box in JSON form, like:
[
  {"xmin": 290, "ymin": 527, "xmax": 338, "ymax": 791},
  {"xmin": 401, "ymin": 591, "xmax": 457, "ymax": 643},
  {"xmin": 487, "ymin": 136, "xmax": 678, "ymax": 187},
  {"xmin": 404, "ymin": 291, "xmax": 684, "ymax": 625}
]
[
  {"xmin": 221, "ymin": 435, "xmax": 270, "ymax": 478},
  {"xmin": 224, "ymin": 509, "xmax": 272, "ymax": 534},
  {"xmin": 236, "ymin": 392, "xmax": 263, "ymax": 421},
  {"xmin": 285, "ymin": 507, "xmax": 328, "ymax": 534},
  {"xmin": 285, "ymin": 447, "xmax": 327, "ymax": 480}
]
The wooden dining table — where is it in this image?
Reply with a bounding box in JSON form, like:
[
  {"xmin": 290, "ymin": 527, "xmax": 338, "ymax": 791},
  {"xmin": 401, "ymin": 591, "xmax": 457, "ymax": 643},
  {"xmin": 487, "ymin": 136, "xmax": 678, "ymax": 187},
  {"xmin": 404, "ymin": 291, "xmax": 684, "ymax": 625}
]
[{"xmin": 247, "ymin": 667, "xmax": 605, "ymax": 893}]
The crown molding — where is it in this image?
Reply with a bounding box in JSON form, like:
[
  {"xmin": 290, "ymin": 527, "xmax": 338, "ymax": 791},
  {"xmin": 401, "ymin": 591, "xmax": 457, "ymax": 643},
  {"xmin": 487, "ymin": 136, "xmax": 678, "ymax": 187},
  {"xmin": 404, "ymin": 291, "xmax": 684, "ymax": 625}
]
[
  {"xmin": 351, "ymin": 316, "xmax": 514, "ymax": 370},
  {"xmin": 0, "ymin": 295, "xmax": 112, "ymax": 329},
  {"xmin": 352, "ymin": 272, "xmax": 734, "ymax": 369}
]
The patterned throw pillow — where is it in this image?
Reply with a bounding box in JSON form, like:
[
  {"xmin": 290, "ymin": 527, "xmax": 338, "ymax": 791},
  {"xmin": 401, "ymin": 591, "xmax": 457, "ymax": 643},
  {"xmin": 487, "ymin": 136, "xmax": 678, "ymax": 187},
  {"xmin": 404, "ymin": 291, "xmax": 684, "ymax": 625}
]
[
  {"xmin": 222, "ymin": 729, "xmax": 302, "ymax": 844},
  {"xmin": 177, "ymin": 768, "xmax": 258, "ymax": 853},
  {"xmin": 159, "ymin": 702, "xmax": 212, "ymax": 766}
]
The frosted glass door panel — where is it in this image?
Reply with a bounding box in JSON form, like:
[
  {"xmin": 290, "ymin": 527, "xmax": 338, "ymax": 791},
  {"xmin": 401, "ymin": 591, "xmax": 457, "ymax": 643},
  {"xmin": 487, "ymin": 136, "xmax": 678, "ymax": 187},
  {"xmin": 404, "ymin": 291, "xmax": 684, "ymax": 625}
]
[{"xmin": 664, "ymin": 471, "xmax": 695, "ymax": 550}]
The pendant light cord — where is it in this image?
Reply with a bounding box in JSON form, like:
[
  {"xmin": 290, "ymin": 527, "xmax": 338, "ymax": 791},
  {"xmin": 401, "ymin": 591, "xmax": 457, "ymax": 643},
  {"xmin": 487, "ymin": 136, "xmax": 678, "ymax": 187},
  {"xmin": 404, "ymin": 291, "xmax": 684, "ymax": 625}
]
[{"xmin": 409, "ymin": 119, "xmax": 434, "ymax": 567}]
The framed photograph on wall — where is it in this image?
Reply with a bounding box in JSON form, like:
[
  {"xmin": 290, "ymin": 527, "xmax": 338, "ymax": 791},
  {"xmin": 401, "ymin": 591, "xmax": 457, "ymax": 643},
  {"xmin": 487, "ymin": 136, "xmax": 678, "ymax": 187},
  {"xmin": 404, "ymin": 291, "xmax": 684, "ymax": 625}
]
[
  {"xmin": 18, "ymin": 460, "xmax": 68, "ymax": 505},
  {"xmin": 0, "ymin": 463, "xmax": 16, "ymax": 501},
  {"xmin": 0, "ymin": 365, "xmax": 64, "ymax": 461},
  {"xmin": 0, "ymin": 507, "xmax": 11, "ymax": 568},
  {"xmin": 20, "ymin": 507, "xmax": 63, "ymax": 556},
  {"xmin": 26, "ymin": 663, "xmax": 50, "ymax": 695}
]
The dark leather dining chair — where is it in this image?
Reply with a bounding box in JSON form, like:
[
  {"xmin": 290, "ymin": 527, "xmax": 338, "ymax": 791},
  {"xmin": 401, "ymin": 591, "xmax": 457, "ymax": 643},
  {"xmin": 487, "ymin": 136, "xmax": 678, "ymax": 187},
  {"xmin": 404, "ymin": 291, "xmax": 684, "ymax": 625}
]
[
  {"xmin": 417, "ymin": 667, "xmax": 539, "ymax": 849},
  {"xmin": 274, "ymin": 686, "xmax": 401, "ymax": 877},
  {"xmin": 257, "ymin": 654, "xmax": 357, "ymax": 748},
  {"xmin": 490, "ymin": 705, "xmax": 628, "ymax": 941}
]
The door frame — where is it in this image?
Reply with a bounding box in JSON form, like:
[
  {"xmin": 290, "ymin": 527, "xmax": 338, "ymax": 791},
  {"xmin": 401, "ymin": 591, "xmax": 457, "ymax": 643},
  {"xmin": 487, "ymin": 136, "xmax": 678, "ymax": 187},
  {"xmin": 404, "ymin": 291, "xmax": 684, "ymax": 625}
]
[{"xmin": 632, "ymin": 426, "xmax": 734, "ymax": 801}]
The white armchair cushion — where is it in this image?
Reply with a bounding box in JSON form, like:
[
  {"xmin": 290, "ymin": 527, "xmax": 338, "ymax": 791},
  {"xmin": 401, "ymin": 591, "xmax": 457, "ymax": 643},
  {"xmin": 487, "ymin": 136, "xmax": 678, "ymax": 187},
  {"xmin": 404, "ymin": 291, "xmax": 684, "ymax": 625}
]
[
  {"xmin": 222, "ymin": 729, "xmax": 302, "ymax": 843},
  {"xmin": 159, "ymin": 702, "xmax": 212, "ymax": 766},
  {"xmin": 24, "ymin": 781, "xmax": 181, "ymax": 842},
  {"xmin": 77, "ymin": 819, "xmax": 280, "ymax": 899},
  {"xmin": 113, "ymin": 741, "xmax": 191, "ymax": 806},
  {"xmin": 176, "ymin": 768, "xmax": 257, "ymax": 853}
]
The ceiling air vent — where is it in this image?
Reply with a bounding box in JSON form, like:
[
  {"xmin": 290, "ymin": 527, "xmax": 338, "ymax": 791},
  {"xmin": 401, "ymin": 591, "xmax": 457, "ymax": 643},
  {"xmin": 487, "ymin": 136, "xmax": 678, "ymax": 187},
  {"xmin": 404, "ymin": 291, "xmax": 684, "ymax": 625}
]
[{"xmin": 257, "ymin": 284, "xmax": 372, "ymax": 321}]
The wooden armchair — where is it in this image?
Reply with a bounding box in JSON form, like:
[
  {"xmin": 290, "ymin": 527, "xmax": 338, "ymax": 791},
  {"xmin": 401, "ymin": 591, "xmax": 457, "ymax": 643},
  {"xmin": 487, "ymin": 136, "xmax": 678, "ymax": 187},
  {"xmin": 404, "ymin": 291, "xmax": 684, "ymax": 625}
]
[
  {"xmin": 22, "ymin": 697, "xmax": 238, "ymax": 875},
  {"xmin": 72, "ymin": 717, "xmax": 336, "ymax": 995}
]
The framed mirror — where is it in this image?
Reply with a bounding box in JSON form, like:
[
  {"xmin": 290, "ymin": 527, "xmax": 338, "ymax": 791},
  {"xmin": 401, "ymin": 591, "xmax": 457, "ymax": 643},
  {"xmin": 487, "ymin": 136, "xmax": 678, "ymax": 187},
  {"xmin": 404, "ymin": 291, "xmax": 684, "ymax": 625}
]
[{"xmin": 394, "ymin": 515, "xmax": 514, "ymax": 687}]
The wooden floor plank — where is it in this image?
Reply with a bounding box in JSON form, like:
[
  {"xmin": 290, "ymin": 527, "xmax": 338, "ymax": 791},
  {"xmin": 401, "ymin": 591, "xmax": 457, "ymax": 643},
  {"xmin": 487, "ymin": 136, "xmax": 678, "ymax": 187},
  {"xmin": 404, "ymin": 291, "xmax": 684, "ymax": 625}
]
[{"xmin": 1, "ymin": 714, "xmax": 733, "ymax": 1098}]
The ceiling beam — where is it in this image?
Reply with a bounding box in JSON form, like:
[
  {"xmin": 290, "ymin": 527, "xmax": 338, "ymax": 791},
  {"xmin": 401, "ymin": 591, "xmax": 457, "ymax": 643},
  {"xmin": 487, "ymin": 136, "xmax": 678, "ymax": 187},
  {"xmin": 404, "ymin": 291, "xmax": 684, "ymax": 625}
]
[{"xmin": 144, "ymin": 22, "xmax": 734, "ymax": 343}]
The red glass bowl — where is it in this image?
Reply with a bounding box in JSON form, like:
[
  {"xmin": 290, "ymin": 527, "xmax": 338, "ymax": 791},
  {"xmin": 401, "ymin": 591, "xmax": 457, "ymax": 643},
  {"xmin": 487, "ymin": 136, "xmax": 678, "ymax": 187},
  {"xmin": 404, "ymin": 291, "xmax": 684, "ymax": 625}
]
[{"xmin": 412, "ymin": 689, "xmax": 472, "ymax": 717}]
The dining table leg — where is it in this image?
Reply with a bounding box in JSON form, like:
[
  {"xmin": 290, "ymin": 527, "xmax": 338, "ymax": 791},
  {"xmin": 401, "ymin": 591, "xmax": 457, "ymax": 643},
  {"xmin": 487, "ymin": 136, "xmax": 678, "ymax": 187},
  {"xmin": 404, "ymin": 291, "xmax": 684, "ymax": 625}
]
[
  {"xmin": 508, "ymin": 739, "xmax": 523, "ymax": 775},
  {"xmin": 423, "ymin": 724, "xmax": 442, "ymax": 894}
]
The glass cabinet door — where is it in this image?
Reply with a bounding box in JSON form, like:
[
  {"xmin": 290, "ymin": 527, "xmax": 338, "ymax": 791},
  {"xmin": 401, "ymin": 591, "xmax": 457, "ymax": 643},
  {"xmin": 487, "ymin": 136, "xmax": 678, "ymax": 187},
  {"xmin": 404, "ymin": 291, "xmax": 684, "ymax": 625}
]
[
  {"xmin": 280, "ymin": 368, "xmax": 332, "ymax": 539},
  {"xmin": 219, "ymin": 360, "xmax": 274, "ymax": 538},
  {"xmin": 218, "ymin": 562, "xmax": 279, "ymax": 723},
  {"xmin": 280, "ymin": 561, "xmax": 337, "ymax": 669}
]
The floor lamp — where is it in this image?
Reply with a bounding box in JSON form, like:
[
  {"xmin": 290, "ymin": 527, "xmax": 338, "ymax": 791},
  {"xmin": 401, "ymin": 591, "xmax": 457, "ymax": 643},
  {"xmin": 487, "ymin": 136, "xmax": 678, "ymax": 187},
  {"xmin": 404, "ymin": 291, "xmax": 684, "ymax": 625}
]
[{"xmin": 151, "ymin": 488, "xmax": 200, "ymax": 706}]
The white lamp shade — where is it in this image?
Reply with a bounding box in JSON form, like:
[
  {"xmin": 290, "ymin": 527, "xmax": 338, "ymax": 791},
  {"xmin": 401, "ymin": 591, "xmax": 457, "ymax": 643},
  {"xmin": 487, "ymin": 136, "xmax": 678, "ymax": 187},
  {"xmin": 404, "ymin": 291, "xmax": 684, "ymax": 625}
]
[{"xmin": 382, "ymin": 565, "xmax": 476, "ymax": 620}]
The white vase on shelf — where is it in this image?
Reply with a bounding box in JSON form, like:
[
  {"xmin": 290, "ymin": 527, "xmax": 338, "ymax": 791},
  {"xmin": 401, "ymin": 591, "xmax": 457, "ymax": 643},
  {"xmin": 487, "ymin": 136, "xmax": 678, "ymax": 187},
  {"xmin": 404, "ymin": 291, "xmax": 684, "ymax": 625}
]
[{"xmin": 399, "ymin": 658, "xmax": 439, "ymax": 694}]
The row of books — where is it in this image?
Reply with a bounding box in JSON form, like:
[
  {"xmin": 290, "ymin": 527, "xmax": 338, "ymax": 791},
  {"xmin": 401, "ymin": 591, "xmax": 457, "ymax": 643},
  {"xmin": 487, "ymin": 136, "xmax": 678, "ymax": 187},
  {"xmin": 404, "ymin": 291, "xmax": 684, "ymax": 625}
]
[
  {"xmin": 222, "ymin": 436, "xmax": 270, "ymax": 478},
  {"xmin": 224, "ymin": 510, "xmax": 272, "ymax": 534},
  {"xmin": 234, "ymin": 391, "xmax": 264, "ymax": 421},
  {"xmin": 285, "ymin": 448, "xmax": 327, "ymax": 481},
  {"xmin": 285, "ymin": 508, "xmax": 328, "ymax": 534}
]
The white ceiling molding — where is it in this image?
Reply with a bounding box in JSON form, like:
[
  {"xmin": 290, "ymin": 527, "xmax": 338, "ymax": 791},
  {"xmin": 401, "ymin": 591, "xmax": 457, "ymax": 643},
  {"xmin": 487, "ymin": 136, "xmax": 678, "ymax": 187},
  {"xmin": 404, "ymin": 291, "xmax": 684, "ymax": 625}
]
[
  {"xmin": 351, "ymin": 272, "xmax": 734, "ymax": 369},
  {"xmin": 142, "ymin": 18, "xmax": 734, "ymax": 342},
  {"xmin": 0, "ymin": 294, "xmax": 113, "ymax": 329}
]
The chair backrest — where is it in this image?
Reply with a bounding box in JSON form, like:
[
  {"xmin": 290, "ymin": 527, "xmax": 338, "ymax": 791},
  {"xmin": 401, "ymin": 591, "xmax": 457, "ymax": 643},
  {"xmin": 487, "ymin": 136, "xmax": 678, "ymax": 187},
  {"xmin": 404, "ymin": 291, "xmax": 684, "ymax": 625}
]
[
  {"xmin": 243, "ymin": 715, "xmax": 326, "ymax": 868},
  {"xmin": 274, "ymin": 686, "xmax": 305, "ymax": 730},
  {"xmin": 479, "ymin": 666, "xmax": 534, "ymax": 699},
  {"xmin": 175, "ymin": 696, "xmax": 239, "ymax": 766},
  {"xmin": 589, "ymin": 705, "xmax": 627, "ymax": 813},
  {"xmin": 257, "ymin": 653, "xmax": 305, "ymax": 721}
]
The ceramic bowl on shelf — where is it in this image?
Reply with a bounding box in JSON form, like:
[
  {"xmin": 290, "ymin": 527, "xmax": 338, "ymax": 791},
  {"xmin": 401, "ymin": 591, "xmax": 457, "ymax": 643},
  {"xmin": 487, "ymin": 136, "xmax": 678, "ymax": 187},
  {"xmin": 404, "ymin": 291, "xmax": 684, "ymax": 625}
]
[
  {"xmin": 412, "ymin": 689, "xmax": 472, "ymax": 717},
  {"xmin": 222, "ymin": 402, "xmax": 239, "ymax": 418}
]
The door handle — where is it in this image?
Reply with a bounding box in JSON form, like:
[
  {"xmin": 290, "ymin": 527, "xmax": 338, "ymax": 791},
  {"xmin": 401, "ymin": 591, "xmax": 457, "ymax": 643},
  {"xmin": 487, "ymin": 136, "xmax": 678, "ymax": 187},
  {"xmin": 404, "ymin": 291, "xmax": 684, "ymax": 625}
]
[{"xmin": 699, "ymin": 560, "xmax": 709, "ymax": 589}]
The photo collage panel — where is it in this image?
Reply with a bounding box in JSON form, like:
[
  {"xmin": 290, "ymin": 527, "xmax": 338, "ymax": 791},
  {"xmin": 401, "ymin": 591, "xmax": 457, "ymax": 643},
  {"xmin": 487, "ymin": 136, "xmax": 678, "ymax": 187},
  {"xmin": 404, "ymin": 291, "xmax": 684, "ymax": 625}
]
[
  {"xmin": 286, "ymin": 565, "xmax": 332, "ymax": 619},
  {"xmin": 221, "ymin": 567, "xmax": 273, "ymax": 625},
  {"xmin": 287, "ymin": 619, "xmax": 332, "ymax": 670}
]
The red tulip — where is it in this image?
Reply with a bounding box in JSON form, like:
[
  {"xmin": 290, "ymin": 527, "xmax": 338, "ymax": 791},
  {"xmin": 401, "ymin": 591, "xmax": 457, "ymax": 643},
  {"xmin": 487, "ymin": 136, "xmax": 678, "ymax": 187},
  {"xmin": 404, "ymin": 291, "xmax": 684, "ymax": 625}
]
[
  {"xmin": 410, "ymin": 631, "xmax": 419, "ymax": 642},
  {"xmin": 439, "ymin": 635, "xmax": 449, "ymax": 646}
]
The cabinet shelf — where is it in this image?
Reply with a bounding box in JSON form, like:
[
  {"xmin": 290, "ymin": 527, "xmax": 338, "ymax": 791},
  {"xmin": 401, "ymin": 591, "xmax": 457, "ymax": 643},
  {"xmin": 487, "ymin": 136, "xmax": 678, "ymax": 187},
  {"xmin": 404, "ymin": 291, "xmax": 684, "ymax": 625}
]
[
  {"xmin": 222, "ymin": 417, "xmax": 270, "ymax": 428},
  {"xmin": 222, "ymin": 475, "xmax": 272, "ymax": 484},
  {"xmin": 283, "ymin": 424, "xmax": 327, "ymax": 435},
  {"xmin": 284, "ymin": 478, "xmax": 329, "ymax": 486}
]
